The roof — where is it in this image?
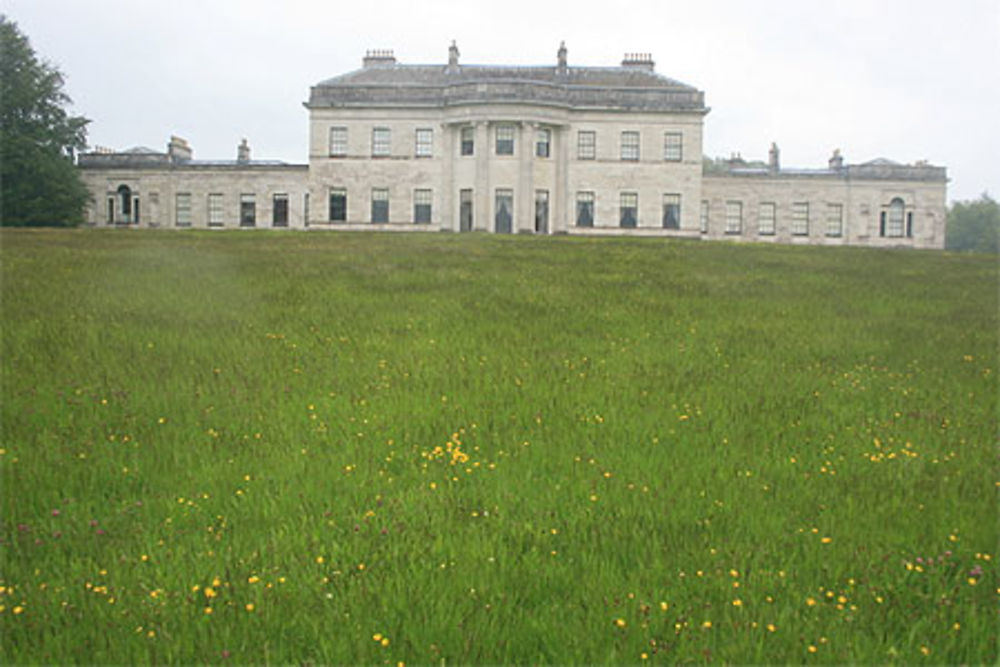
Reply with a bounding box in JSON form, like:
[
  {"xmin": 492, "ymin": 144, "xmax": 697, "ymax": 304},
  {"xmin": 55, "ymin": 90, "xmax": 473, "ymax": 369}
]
[{"xmin": 308, "ymin": 63, "xmax": 707, "ymax": 113}]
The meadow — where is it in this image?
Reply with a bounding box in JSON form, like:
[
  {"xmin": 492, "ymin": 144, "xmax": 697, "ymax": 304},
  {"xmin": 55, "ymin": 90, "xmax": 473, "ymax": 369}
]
[{"xmin": 1, "ymin": 229, "xmax": 996, "ymax": 664}]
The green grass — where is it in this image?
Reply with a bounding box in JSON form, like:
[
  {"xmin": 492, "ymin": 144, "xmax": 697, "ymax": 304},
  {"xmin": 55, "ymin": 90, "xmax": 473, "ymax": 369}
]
[{"xmin": 1, "ymin": 229, "xmax": 997, "ymax": 663}]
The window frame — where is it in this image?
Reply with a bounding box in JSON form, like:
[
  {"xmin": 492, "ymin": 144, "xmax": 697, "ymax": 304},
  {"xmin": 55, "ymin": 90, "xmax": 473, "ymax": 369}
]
[
  {"xmin": 175, "ymin": 192, "xmax": 192, "ymax": 227},
  {"xmin": 495, "ymin": 188, "xmax": 514, "ymax": 233},
  {"xmin": 329, "ymin": 126, "xmax": 348, "ymax": 157},
  {"xmin": 239, "ymin": 193, "xmax": 256, "ymax": 227},
  {"xmin": 371, "ymin": 187, "xmax": 389, "ymax": 223},
  {"xmin": 413, "ymin": 188, "xmax": 432, "ymax": 224},
  {"xmin": 758, "ymin": 202, "xmax": 776, "ymax": 236},
  {"xmin": 620, "ymin": 131, "xmax": 640, "ymax": 161},
  {"xmin": 662, "ymin": 193, "xmax": 681, "ymax": 229},
  {"xmin": 460, "ymin": 127, "xmax": 474, "ymax": 156},
  {"xmin": 535, "ymin": 129, "xmax": 551, "ymax": 158},
  {"xmin": 620, "ymin": 192, "xmax": 638, "ymax": 228},
  {"xmin": 272, "ymin": 193, "xmax": 289, "ymax": 227},
  {"xmin": 495, "ymin": 125, "xmax": 515, "ymax": 156},
  {"xmin": 700, "ymin": 200, "xmax": 709, "ymax": 234},
  {"xmin": 825, "ymin": 203, "xmax": 843, "ymax": 237},
  {"xmin": 329, "ymin": 187, "xmax": 347, "ymax": 222},
  {"xmin": 577, "ymin": 130, "xmax": 596, "ymax": 160},
  {"xmin": 725, "ymin": 201, "xmax": 743, "ymax": 235},
  {"xmin": 208, "ymin": 193, "xmax": 224, "ymax": 227},
  {"xmin": 576, "ymin": 191, "xmax": 595, "ymax": 228},
  {"xmin": 415, "ymin": 128, "xmax": 433, "ymax": 158},
  {"xmin": 791, "ymin": 202, "xmax": 810, "ymax": 236},
  {"xmin": 663, "ymin": 132, "xmax": 682, "ymax": 162},
  {"xmin": 372, "ymin": 127, "xmax": 391, "ymax": 157}
]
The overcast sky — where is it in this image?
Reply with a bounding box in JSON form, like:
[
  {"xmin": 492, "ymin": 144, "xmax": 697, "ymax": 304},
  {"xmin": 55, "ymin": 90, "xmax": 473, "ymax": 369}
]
[{"xmin": 6, "ymin": 0, "xmax": 998, "ymax": 202}]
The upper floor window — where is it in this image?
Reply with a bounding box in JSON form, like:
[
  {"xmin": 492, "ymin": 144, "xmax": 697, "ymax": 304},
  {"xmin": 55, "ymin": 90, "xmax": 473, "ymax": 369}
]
[
  {"xmin": 578, "ymin": 131, "xmax": 596, "ymax": 159},
  {"xmin": 496, "ymin": 125, "xmax": 515, "ymax": 155},
  {"xmin": 758, "ymin": 202, "xmax": 776, "ymax": 235},
  {"xmin": 372, "ymin": 127, "xmax": 391, "ymax": 157},
  {"xmin": 329, "ymin": 127, "xmax": 348, "ymax": 157},
  {"xmin": 620, "ymin": 131, "xmax": 639, "ymax": 161},
  {"xmin": 664, "ymin": 132, "xmax": 682, "ymax": 161},
  {"xmin": 662, "ymin": 193, "xmax": 681, "ymax": 229},
  {"xmin": 461, "ymin": 127, "xmax": 474, "ymax": 156},
  {"xmin": 535, "ymin": 129, "xmax": 551, "ymax": 158},
  {"xmin": 415, "ymin": 129, "xmax": 433, "ymax": 157},
  {"xmin": 791, "ymin": 202, "xmax": 809, "ymax": 236},
  {"xmin": 725, "ymin": 201, "xmax": 742, "ymax": 234}
]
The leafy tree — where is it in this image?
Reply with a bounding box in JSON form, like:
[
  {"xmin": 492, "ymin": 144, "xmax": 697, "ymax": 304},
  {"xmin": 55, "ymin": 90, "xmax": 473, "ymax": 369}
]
[
  {"xmin": 1, "ymin": 15, "xmax": 90, "ymax": 226},
  {"xmin": 945, "ymin": 193, "xmax": 999, "ymax": 253}
]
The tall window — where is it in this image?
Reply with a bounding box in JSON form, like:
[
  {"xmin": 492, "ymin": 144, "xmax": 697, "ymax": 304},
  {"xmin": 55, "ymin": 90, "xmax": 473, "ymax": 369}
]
[
  {"xmin": 106, "ymin": 197, "xmax": 114, "ymax": 224},
  {"xmin": 620, "ymin": 131, "xmax": 639, "ymax": 161},
  {"xmin": 372, "ymin": 127, "xmax": 391, "ymax": 157},
  {"xmin": 535, "ymin": 129, "xmax": 551, "ymax": 158},
  {"xmin": 758, "ymin": 202, "xmax": 776, "ymax": 235},
  {"xmin": 329, "ymin": 188, "xmax": 347, "ymax": 222},
  {"xmin": 496, "ymin": 125, "xmax": 515, "ymax": 155},
  {"xmin": 495, "ymin": 189, "xmax": 513, "ymax": 233},
  {"xmin": 576, "ymin": 191, "xmax": 595, "ymax": 227},
  {"xmin": 415, "ymin": 129, "xmax": 433, "ymax": 157},
  {"xmin": 459, "ymin": 189, "xmax": 473, "ymax": 231},
  {"xmin": 725, "ymin": 201, "xmax": 742, "ymax": 234},
  {"xmin": 578, "ymin": 131, "xmax": 596, "ymax": 159},
  {"xmin": 371, "ymin": 188, "xmax": 389, "ymax": 223},
  {"xmin": 700, "ymin": 200, "xmax": 709, "ymax": 234},
  {"xmin": 175, "ymin": 193, "xmax": 192, "ymax": 227},
  {"xmin": 535, "ymin": 190, "xmax": 549, "ymax": 233},
  {"xmin": 329, "ymin": 127, "xmax": 347, "ymax": 157},
  {"xmin": 882, "ymin": 198, "xmax": 905, "ymax": 237},
  {"xmin": 791, "ymin": 202, "xmax": 809, "ymax": 236},
  {"xmin": 662, "ymin": 194, "xmax": 681, "ymax": 229},
  {"xmin": 461, "ymin": 127, "xmax": 474, "ymax": 156},
  {"xmin": 414, "ymin": 189, "xmax": 432, "ymax": 223},
  {"xmin": 240, "ymin": 194, "xmax": 256, "ymax": 227},
  {"xmin": 273, "ymin": 193, "xmax": 289, "ymax": 227},
  {"xmin": 208, "ymin": 193, "xmax": 224, "ymax": 227},
  {"xmin": 826, "ymin": 203, "xmax": 843, "ymax": 237},
  {"xmin": 620, "ymin": 192, "xmax": 638, "ymax": 228},
  {"xmin": 663, "ymin": 132, "xmax": 682, "ymax": 161}
]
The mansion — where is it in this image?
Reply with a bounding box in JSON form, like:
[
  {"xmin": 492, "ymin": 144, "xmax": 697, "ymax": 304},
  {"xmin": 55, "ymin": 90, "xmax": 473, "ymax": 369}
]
[{"xmin": 79, "ymin": 43, "xmax": 948, "ymax": 248}]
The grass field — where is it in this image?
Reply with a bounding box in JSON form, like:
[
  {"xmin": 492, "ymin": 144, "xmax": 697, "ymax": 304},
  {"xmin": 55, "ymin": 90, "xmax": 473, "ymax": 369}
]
[{"xmin": 1, "ymin": 229, "xmax": 997, "ymax": 663}]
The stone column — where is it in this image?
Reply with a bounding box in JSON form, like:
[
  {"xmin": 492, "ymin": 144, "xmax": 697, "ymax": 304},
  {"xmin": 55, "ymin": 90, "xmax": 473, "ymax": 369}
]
[
  {"xmin": 441, "ymin": 123, "xmax": 455, "ymax": 231},
  {"xmin": 518, "ymin": 122, "xmax": 534, "ymax": 232},
  {"xmin": 475, "ymin": 121, "xmax": 490, "ymax": 231},
  {"xmin": 555, "ymin": 125, "xmax": 569, "ymax": 233}
]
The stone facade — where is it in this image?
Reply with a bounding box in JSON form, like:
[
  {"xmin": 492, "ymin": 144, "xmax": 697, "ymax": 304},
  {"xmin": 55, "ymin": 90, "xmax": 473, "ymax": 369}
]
[{"xmin": 78, "ymin": 43, "xmax": 947, "ymax": 249}]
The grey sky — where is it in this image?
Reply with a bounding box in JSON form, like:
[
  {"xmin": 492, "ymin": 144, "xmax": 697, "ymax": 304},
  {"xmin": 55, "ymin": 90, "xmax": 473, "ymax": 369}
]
[{"xmin": 6, "ymin": 0, "xmax": 998, "ymax": 202}]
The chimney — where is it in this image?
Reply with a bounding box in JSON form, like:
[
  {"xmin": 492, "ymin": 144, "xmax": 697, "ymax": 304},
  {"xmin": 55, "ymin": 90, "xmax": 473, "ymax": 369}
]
[
  {"xmin": 237, "ymin": 138, "xmax": 251, "ymax": 163},
  {"xmin": 768, "ymin": 142, "xmax": 780, "ymax": 174},
  {"xmin": 829, "ymin": 148, "xmax": 844, "ymax": 171},
  {"xmin": 557, "ymin": 41, "xmax": 568, "ymax": 74},
  {"xmin": 448, "ymin": 41, "xmax": 460, "ymax": 70},
  {"xmin": 363, "ymin": 49, "xmax": 396, "ymax": 68},
  {"xmin": 167, "ymin": 135, "xmax": 192, "ymax": 162},
  {"xmin": 621, "ymin": 53, "xmax": 655, "ymax": 72}
]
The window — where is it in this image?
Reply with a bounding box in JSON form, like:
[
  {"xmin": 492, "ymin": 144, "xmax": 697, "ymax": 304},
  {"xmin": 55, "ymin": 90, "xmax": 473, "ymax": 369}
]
[
  {"xmin": 578, "ymin": 131, "xmax": 595, "ymax": 159},
  {"xmin": 240, "ymin": 194, "xmax": 256, "ymax": 227},
  {"xmin": 329, "ymin": 188, "xmax": 347, "ymax": 222},
  {"xmin": 826, "ymin": 203, "xmax": 843, "ymax": 237},
  {"xmin": 175, "ymin": 193, "xmax": 192, "ymax": 227},
  {"xmin": 414, "ymin": 189, "xmax": 432, "ymax": 223},
  {"xmin": 906, "ymin": 211, "xmax": 913, "ymax": 238},
  {"xmin": 700, "ymin": 200, "xmax": 709, "ymax": 234},
  {"xmin": 329, "ymin": 127, "xmax": 347, "ymax": 157},
  {"xmin": 620, "ymin": 192, "xmax": 638, "ymax": 228},
  {"xmin": 495, "ymin": 189, "xmax": 513, "ymax": 233},
  {"xmin": 664, "ymin": 132, "xmax": 682, "ymax": 161},
  {"xmin": 459, "ymin": 189, "xmax": 473, "ymax": 231},
  {"xmin": 576, "ymin": 191, "xmax": 595, "ymax": 227},
  {"xmin": 536, "ymin": 129, "xmax": 551, "ymax": 158},
  {"xmin": 496, "ymin": 125, "xmax": 514, "ymax": 155},
  {"xmin": 662, "ymin": 194, "xmax": 681, "ymax": 229},
  {"xmin": 273, "ymin": 193, "xmax": 289, "ymax": 227},
  {"xmin": 758, "ymin": 202, "xmax": 776, "ymax": 235},
  {"xmin": 107, "ymin": 197, "xmax": 114, "ymax": 224},
  {"xmin": 208, "ymin": 193, "xmax": 224, "ymax": 227},
  {"xmin": 535, "ymin": 190, "xmax": 549, "ymax": 233},
  {"xmin": 304, "ymin": 193, "xmax": 310, "ymax": 226},
  {"xmin": 725, "ymin": 201, "xmax": 743, "ymax": 234},
  {"xmin": 371, "ymin": 188, "xmax": 389, "ymax": 223},
  {"xmin": 372, "ymin": 127, "xmax": 391, "ymax": 157},
  {"xmin": 621, "ymin": 131, "xmax": 639, "ymax": 161},
  {"xmin": 415, "ymin": 128, "xmax": 433, "ymax": 157},
  {"xmin": 791, "ymin": 202, "xmax": 809, "ymax": 236},
  {"xmin": 881, "ymin": 198, "xmax": 905, "ymax": 237},
  {"xmin": 461, "ymin": 127, "xmax": 474, "ymax": 156}
]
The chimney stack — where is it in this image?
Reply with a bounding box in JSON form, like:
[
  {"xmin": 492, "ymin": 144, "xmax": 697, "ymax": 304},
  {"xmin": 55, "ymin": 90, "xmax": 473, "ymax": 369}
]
[
  {"xmin": 363, "ymin": 49, "xmax": 396, "ymax": 68},
  {"xmin": 557, "ymin": 41, "xmax": 568, "ymax": 74},
  {"xmin": 829, "ymin": 148, "xmax": 844, "ymax": 171},
  {"xmin": 167, "ymin": 135, "xmax": 192, "ymax": 163},
  {"xmin": 621, "ymin": 53, "xmax": 655, "ymax": 72},
  {"xmin": 237, "ymin": 138, "xmax": 251, "ymax": 163},
  {"xmin": 448, "ymin": 41, "xmax": 460, "ymax": 70},
  {"xmin": 768, "ymin": 142, "xmax": 780, "ymax": 174}
]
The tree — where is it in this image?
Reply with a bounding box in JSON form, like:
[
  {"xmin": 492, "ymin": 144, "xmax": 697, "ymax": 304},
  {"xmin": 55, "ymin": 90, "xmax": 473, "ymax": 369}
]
[
  {"xmin": 945, "ymin": 193, "xmax": 999, "ymax": 253},
  {"xmin": 1, "ymin": 15, "xmax": 90, "ymax": 226}
]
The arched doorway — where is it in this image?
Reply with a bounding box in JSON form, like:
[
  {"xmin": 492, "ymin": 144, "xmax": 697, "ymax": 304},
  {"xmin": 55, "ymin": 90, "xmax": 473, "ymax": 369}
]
[{"xmin": 117, "ymin": 185, "xmax": 132, "ymax": 224}]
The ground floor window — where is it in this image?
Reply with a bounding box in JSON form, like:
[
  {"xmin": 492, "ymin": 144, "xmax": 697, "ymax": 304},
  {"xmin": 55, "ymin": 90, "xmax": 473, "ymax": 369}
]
[
  {"xmin": 758, "ymin": 202, "xmax": 776, "ymax": 235},
  {"xmin": 414, "ymin": 189, "xmax": 432, "ymax": 223},
  {"xmin": 662, "ymin": 193, "xmax": 680, "ymax": 229},
  {"xmin": 725, "ymin": 201, "xmax": 742, "ymax": 234},
  {"xmin": 240, "ymin": 194, "xmax": 256, "ymax": 227},
  {"xmin": 620, "ymin": 192, "xmax": 638, "ymax": 228},
  {"xmin": 825, "ymin": 203, "xmax": 843, "ymax": 237},
  {"xmin": 791, "ymin": 202, "xmax": 809, "ymax": 236},
  {"xmin": 700, "ymin": 200, "xmax": 709, "ymax": 234},
  {"xmin": 371, "ymin": 188, "xmax": 389, "ymax": 223},
  {"xmin": 208, "ymin": 193, "xmax": 224, "ymax": 227},
  {"xmin": 273, "ymin": 193, "xmax": 289, "ymax": 227},
  {"xmin": 175, "ymin": 193, "xmax": 192, "ymax": 227},
  {"xmin": 535, "ymin": 190, "xmax": 549, "ymax": 233},
  {"xmin": 576, "ymin": 191, "xmax": 594, "ymax": 227},
  {"xmin": 880, "ymin": 198, "xmax": 907, "ymax": 237},
  {"xmin": 459, "ymin": 189, "xmax": 473, "ymax": 231},
  {"xmin": 495, "ymin": 189, "xmax": 513, "ymax": 233},
  {"xmin": 329, "ymin": 188, "xmax": 346, "ymax": 222}
]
